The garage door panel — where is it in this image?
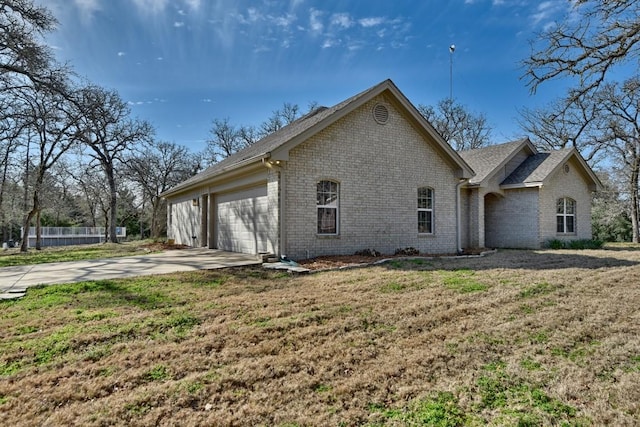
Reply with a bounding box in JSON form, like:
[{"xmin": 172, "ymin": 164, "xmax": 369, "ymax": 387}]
[{"xmin": 215, "ymin": 186, "xmax": 269, "ymax": 254}]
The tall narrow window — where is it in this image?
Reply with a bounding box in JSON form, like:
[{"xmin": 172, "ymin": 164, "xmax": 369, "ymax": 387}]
[
  {"xmin": 556, "ymin": 197, "xmax": 576, "ymax": 234},
  {"xmin": 418, "ymin": 187, "xmax": 434, "ymax": 234},
  {"xmin": 317, "ymin": 180, "xmax": 339, "ymax": 234}
]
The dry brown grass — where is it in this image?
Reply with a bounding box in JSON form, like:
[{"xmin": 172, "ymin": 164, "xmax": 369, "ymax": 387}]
[{"xmin": 1, "ymin": 249, "xmax": 639, "ymax": 426}]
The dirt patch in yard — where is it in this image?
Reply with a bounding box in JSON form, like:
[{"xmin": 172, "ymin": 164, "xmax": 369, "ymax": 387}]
[
  {"xmin": 297, "ymin": 248, "xmax": 491, "ymax": 270},
  {"xmin": 139, "ymin": 242, "xmax": 191, "ymax": 252}
]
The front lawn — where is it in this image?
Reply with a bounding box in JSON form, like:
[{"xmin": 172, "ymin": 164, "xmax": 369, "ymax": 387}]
[
  {"xmin": 0, "ymin": 240, "xmax": 169, "ymax": 267},
  {"xmin": 1, "ymin": 249, "xmax": 639, "ymax": 425}
]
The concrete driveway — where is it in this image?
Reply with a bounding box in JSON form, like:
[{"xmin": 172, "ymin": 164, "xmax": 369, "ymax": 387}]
[{"xmin": 0, "ymin": 248, "xmax": 261, "ymax": 300}]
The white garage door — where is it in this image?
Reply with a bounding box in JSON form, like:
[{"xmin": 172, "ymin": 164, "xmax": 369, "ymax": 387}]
[{"xmin": 215, "ymin": 185, "xmax": 269, "ymax": 254}]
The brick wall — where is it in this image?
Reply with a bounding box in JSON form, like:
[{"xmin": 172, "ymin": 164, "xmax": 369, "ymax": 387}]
[
  {"xmin": 485, "ymin": 188, "xmax": 540, "ymax": 248},
  {"xmin": 282, "ymin": 94, "xmax": 460, "ymax": 259},
  {"xmin": 539, "ymin": 156, "xmax": 593, "ymax": 244}
]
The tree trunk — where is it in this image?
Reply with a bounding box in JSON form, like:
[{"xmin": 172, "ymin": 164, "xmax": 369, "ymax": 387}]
[
  {"xmin": 150, "ymin": 198, "xmax": 160, "ymax": 239},
  {"xmin": 105, "ymin": 164, "xmax": 118, "ymax": 243},
  {"xmin": 631, "ymin": 165, "xmax": 640, "ymax": 243},
  {"xmin": 20, "ymin": 209, "xmax": 35, "ymax": 252},
  {"xmin": 35, "ymin": 209, "xmax": 42, "ymax": 250}
]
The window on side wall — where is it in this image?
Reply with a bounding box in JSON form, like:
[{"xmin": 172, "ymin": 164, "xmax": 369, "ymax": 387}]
[
  {"xmin": 317, "ymin": 180, "xmax": 339, "ymax": 235},
  {"xmin": 556, "ymin": 197, "xmax": 576, "ymax": 234},
  {"xmin": 418, "ymin": 187, "xmax": 434, "ymax": 234}
]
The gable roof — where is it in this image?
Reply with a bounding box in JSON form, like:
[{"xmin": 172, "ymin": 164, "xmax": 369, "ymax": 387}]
[
  {"xmin": 460, "ymin": 138, "xmax": 602, "ymax": 192},
  {"xmin": 501, "ymin": 147, "xmax": 602, "ymax": 191},
  {"xmin": 458, "ymin": 137, "xmax": 536, "ymax": 186},
  {"xmin": 163, "ymin": 79, "xmax": 474, "ymax": 197}
]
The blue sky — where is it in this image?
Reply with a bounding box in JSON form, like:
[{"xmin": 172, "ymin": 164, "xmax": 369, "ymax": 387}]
[{"xmin": 42, "ymin": 0, "xmax": 579, "ymax": 152}]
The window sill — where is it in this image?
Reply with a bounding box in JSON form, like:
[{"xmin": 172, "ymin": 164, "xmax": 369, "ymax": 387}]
[
  {"xmin": 418, "ymin": 233, "xmax": 435, "ymax": 237},
  {"xmin": 317, "ymin": 234, "xmax": 340, "ymax": 239}
]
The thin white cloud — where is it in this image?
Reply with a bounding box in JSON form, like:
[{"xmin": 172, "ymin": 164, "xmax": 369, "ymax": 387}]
[
  {"xmin": 131, "ymin": 0, "xmax": 169, "ymax": 14},
  {"xmin": 174, "ymin": 21, "xmax": 185, "ymax": 27},
  {"xmin": 359, "ymin": 17, "xmax": 385, "ymax": 28},
  {"xmin": 184, "ymin": 0, "xmax": 201, "ymax": 10},
  {"xmin": 321, "ymin": 38, "xmax": 338, "ymax": 49},
  {"xmin": 117, "ymin": 51, "xmax": 125, "ymax": 56},
  {"xmin": 271, "ymin": 13, "xmax": 296, "ymax": 28},
  {"xmin": 531, "ymin": 1, "xmax": 566, "ymax": 27},
  {"xmin": 73, "ymin": 0, "xmax": 101, "ymax": 23},
  {"xmin": 309, "ymin": 8, "xmax": 324, "ymax": 34},
  {"xmin": 330, "ymin": 13, "xmax": 353, "ymax": 29},
  {"xmin": 493, "ymin": 0, "xmax": 505, "ymax": 5},
  {"xmin": 247, "ymin": 7, "xmax": 263, "ymax": 23},
  {"xmin": 253, "ymin": 45, "xmax": 271, "ymax": 53}
]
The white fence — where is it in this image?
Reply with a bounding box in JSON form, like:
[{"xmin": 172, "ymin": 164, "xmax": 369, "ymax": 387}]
[{"xmin": 22, "ymin": 227, "xmax": 127, "ymax": 247}]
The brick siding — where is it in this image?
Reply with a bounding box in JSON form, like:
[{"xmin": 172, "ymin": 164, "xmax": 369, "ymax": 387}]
[{"xmin": 281, "ymin": 94, "xmax": 460, "ymax": 259}]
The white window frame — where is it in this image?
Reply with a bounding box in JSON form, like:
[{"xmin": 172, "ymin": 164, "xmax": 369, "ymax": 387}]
[
  {"xmin": 317, "ymin": 180, "xmax": 339, "ymax": 235},
  {"xmin": 556, "ymin": 197, "xmax": 576, "ymax": 234},
  {"xmin": 418, "ymin": 187, "xmax": 434, "ymax": 234}
]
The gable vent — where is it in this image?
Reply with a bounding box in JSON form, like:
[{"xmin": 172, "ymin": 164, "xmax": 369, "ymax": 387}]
[{"xmin": 373, "ymin": 104, "xmax": 389, "ymax": 124}]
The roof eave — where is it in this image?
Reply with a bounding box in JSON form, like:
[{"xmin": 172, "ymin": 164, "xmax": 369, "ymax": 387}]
[
  {"xmin": 500, "ymin": 182, "xmax": 543, "ymax": 190},
  {"xmin": 480, "ymin": 137, "xmax": 537, "ymax": 186},
  {"xmin": 161, "ymin": 154, "xmax": 270, "ymax": 198}
]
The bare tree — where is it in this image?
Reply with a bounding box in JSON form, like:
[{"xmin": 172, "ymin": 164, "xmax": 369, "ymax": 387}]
[
  {"xmin": 259, "ymin": 102, "xmax": 301, "ymax": 137},
  {"xmin": 0, "ymin": 0, "xmax": 70, "ymax": 99},
  {"xmin": 13, "ymin": 82, "xmax": 78, "ymax": 251},
  {"xmin": 205, "ymin": 117, "xmax": 240, "ymax": 164},
  {"xmin": 73, "ymin": 84, "xmax": 154, "ymax": 243},
  {"xmin": 517, "ymin": 92, "xmax": 603, "ymax": 163},
  {"xmin": 523, "ymin": 0, "xmax": 640, "ymax": 99},
  {"xmin": 205, "ymin": 101, "xmax": 314, "ymax": 163},
  {"xmin": 238, "ymin": 124, "xmax": 259, "ymax": 147},
  {"xmin": 417, "ymin": 98, "xmax": 492, "ymax": 150},
  {"xmin": 125, "ymin": 141, "xmax": 198, "ymax": 238},
  {"xmin": 594, "ymin": 77, "xmax": 640, "ymax": 242},
  {"xmin": 0, "ymin": 92, "xmax": 29, "ymax": 242}
]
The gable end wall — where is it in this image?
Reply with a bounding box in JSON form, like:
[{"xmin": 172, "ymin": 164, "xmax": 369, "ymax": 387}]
[
  {"xmin": 539, "ymin": 157, "xmax": 593, "ymax": 244},
  {"xmin": 283, "ymin": 94, "xmax": 460, "ymax": 259}
]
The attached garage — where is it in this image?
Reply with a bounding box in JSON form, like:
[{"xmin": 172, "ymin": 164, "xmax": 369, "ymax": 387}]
[{"xmin": 215, "ymin": 185, "xmax": 270, "ymax": 254}]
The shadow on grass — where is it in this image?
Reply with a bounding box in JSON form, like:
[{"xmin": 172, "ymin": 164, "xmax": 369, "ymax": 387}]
[
  {"xmin": 381, "ymin": 249, "xmax": 640, "ymax": 271},
  {"xmin": 28, "ymin": 279, "xmax": 175, "ymax": 311}
]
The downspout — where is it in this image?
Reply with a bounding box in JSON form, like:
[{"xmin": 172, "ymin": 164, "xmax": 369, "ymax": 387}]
[{"xmin": 456, "ymin": 178, "xmax": 468, "ymax": 254}]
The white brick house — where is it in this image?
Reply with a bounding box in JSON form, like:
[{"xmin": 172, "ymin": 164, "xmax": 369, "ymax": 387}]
[{"xmin": 162, "ymin": 80, "xmax": 601, "ymax": 258}]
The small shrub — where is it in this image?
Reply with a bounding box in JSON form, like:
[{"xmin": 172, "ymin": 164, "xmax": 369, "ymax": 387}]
[
  {"xmin": 354, "ymin": 248, "xmax": 381, "ymax": 257},
  {"xmin": 546, "ymin": 239, "xmax": 565, "ymax": 249},
  {"xmin": 545, "ymin": 239, "xmax": 603, "ymax": 250},
  {"xmin": 394, "ymin": 247, "xmax": 420, "ymax": 256}
]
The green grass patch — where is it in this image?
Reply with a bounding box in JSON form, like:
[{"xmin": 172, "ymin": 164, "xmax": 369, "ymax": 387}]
[
  {"xmin": 440, "ymin": 269, "xmax": 488, "ymax": 293},
  {"xmin": 473, "ymin": 360, "xmax": 583, "ymax": 425},
  {"xmin": 0, "ymin": 241, "xmax": 160, "ymax": 267},
  {"xmin": 520, "ymin": 357, "xmax": 542, "ymax": 371},
  {"xmin": 144, "ymin": 365, "xmax": 170, "ymax": 382},
  {"xmin": 380, "ymin": 281, "xmax": 407, "ymax": 293},
  {"xmin": 371, "ymin": 391, "xmax": 465, "ymax": 426},
  {"xmin": 519, "ymin": 282, "xmax": 556, "ymax": 298},
  {"xmin": 313, "ymin": 384, "xmax": 332, "ymax": 393}
]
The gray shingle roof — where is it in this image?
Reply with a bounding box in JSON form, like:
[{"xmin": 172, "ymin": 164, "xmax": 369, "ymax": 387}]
[
  {"xmin": 458, "ymin": 138, "xmax": 529, "ymax": 185},
  {"xmin": 164, "ymin": 78, "xmax": 473, "ymax": 197},
  {"xmin": 163, "ymin": 80, "xmax": 393, "ymax": 196},
  {"xmin": 501, "ymin": 149, "xmax": 573, "ymax": 186}
]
